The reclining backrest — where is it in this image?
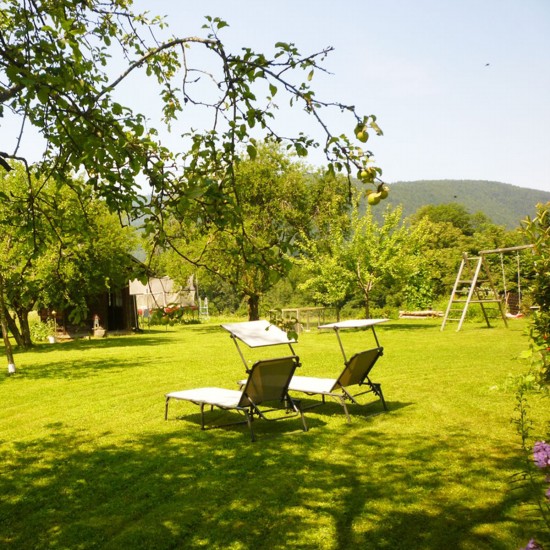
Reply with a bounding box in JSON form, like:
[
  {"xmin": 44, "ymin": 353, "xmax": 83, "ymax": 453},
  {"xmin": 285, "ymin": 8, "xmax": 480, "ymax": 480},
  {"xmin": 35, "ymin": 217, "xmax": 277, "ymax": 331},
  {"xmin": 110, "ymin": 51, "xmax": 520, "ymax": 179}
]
[
  {"xmin": 335, "ymin": 347, "xmax": 383, "ymax": 389},
  {"xmin": 239, "ymin": 355, "xmax": 300, "ymax": 407}
]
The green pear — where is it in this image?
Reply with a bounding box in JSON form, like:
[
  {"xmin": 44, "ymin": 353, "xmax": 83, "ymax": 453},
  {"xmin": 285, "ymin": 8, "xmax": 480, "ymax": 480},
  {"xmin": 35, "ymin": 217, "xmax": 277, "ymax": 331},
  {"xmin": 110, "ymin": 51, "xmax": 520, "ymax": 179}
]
[{"xmin": 367, "ymin": 192, "xmax": 381, "ymax": 205}]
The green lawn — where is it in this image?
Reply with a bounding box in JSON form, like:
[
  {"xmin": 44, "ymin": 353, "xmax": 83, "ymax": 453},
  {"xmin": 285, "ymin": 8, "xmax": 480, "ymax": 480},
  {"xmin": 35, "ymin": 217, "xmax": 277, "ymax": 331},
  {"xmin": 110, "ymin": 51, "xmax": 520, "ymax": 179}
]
[{"xmin": 1, "ymin": 318, "xmax": 548, "ymax": 549}]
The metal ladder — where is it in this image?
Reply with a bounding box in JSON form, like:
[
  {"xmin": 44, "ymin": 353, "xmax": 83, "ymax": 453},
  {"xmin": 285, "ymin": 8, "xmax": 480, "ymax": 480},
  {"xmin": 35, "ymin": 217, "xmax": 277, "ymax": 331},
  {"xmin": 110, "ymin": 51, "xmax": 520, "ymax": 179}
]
[{"xmin": 441, "ymin": 253, "xmax": 508, "ymax": 331}]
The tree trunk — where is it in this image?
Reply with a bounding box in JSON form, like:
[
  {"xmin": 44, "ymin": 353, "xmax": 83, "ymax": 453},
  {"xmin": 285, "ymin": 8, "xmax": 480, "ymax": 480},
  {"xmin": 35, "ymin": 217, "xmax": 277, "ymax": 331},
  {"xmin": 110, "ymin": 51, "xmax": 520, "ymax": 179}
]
[
  {"xmin": 362, "ymin": 288, "xmax": 371, "ymax": 319},
  {"xmin": 5, "ymin": 308, "xmax": 24, "ymax": 348},
  {"xmin": 356, "ymin": 264, "xmax": 372, "ymax": 319},
  {"xmin": 247, "ymin": 294, "xmax": 260, "ymax": 321},
  {"xmin": 0, "ymin": 273, "xmax": 16, "ymax": 373},
  {"xmin": 16, "ymin": 308, "xmax": 33, "ymax": 349}
]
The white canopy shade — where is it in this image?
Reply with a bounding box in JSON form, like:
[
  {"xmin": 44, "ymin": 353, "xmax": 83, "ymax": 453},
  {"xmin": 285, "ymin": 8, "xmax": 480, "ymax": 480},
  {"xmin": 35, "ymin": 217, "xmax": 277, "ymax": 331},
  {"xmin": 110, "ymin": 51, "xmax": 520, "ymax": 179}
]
[{"xmin": 221, "ymin": 320, "xmax": 297, "ymax": 348}]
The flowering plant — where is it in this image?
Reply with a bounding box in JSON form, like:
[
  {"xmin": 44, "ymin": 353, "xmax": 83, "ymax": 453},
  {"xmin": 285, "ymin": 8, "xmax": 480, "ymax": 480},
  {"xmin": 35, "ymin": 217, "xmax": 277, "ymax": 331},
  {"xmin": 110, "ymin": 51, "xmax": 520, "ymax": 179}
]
[
  {"xmin": 534, "ymin": 441, "xmax": 550, "ymax": 471},
  {"xmin": 520, "ymin": 441, "xmax": 550, "ymax": 550}
]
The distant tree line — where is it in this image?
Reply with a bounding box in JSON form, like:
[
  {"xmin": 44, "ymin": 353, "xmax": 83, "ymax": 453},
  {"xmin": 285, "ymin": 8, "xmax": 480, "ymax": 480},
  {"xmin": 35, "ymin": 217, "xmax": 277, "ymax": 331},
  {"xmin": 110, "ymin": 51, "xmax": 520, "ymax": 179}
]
[
  {"xmin": 1, "ymin": 145, "xmax": 543, "ymax": 354},
  {"xmin": 143, "ymin": 143, "xmax": 534, "ymax": 320}
]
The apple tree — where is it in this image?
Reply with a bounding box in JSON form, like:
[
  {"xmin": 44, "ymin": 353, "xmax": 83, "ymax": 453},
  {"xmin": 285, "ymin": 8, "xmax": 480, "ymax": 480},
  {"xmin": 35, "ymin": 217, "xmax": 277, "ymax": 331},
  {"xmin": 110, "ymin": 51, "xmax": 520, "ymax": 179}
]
[
  {"xmin": 145, "ymin": 142, "xmax": 352, "ymax": 320},
  {"xmin": 0, "ymin": 162, "xmax": 138, "ymax": 350},
  {"xmin": 1, "ymin": 1, "xmax": 386, "ymax": 227},
  {"xmin": 299, "ymin": 198, "xmax": 429, "ymax": 317},
  {"xmin": 1, "ymin": 0, "xmax": 389, "ymax": 367}
]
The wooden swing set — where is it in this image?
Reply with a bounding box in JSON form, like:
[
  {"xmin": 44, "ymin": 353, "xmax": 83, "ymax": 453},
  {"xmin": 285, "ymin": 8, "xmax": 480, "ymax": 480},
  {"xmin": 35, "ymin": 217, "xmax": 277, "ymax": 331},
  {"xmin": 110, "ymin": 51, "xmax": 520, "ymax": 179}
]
[{"xmin": 441, "ymin": 244, "xmax": 534, "ymax": 331}]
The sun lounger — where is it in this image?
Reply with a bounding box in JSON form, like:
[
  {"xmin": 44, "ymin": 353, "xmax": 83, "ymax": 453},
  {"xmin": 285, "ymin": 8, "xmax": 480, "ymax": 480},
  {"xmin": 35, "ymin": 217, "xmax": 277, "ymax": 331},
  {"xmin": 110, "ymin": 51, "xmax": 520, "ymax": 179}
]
[
  {"xmin": 287, "ymin": 347, "xmax": 386, "ymax": 422},
  {"xmin": 165, "ymin": 355, "xmax": 308, "ymax": 441}
]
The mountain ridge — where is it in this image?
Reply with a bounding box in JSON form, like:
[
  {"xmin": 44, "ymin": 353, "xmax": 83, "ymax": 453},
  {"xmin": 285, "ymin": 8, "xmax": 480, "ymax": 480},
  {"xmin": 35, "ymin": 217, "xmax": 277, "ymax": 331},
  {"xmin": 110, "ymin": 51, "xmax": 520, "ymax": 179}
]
[{"xmin": 377, "ymin": 179, "xmax": 550, "ymax": 229}]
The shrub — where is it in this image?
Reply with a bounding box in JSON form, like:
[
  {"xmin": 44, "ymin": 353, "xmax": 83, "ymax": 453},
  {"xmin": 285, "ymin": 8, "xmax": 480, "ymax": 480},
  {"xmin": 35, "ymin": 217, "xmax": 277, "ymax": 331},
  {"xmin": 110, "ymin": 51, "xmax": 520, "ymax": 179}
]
[
  {"xmin": 28, "ymin": 315, "xmax": 55, "ymax": 342},
  {"xmin": 521, "ymin": 202, "xmax": 550, "ymax": 382}
]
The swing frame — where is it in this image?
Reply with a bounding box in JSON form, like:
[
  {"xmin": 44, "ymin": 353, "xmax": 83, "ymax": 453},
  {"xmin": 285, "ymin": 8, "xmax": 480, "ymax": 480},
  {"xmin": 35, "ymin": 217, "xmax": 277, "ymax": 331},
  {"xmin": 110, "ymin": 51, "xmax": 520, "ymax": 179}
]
[
  {"xmin": 441, "ymin": 244, "xmax": 534, "ymax": 331},
  {"xmin": 478, "ymin": 244, "xmax": 534, "ymax": 317}
]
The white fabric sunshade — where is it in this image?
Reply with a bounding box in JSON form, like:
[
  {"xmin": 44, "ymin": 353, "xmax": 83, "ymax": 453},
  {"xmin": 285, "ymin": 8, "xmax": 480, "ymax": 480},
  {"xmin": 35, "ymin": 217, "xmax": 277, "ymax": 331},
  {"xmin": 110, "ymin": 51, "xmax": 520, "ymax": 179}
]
[{"xmin": 221, "ymin": 320, "xmax": 297, "ymax": 348}]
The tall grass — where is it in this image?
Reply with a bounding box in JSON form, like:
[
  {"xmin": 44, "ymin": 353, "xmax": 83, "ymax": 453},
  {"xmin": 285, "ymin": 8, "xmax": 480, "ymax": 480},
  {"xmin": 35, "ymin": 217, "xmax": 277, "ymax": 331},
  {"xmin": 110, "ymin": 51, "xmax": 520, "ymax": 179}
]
[{"xmin": 1, "ymin": 317, "xmax": 547, "ymax": 549}]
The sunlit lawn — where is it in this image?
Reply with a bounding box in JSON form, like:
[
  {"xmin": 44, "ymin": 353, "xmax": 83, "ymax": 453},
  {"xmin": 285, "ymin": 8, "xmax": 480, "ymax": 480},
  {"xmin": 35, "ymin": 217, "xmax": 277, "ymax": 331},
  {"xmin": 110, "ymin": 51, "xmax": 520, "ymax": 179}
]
[{"xmin": 1, "ymin": 317, "xmax": 548, "ymax": 549}]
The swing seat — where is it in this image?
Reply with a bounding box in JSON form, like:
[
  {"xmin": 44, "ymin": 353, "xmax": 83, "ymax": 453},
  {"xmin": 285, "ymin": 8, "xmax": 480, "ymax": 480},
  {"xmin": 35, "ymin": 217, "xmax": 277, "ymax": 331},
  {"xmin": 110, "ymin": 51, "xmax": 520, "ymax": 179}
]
[{"xmin": 505, "ymin": 312, "xmax": 524, "ymax": 319}]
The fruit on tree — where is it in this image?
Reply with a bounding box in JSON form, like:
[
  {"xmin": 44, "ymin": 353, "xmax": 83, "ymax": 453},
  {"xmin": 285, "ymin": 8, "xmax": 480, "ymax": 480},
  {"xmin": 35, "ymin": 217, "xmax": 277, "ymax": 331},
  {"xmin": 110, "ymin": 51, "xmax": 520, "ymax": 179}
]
[
  {"xmin": 367, "ymin": 192, "xmax": 381, "ymax": 205},
  {"xmin": 379, "ymin": 185, "xmax": 389, "ymax": 199}
]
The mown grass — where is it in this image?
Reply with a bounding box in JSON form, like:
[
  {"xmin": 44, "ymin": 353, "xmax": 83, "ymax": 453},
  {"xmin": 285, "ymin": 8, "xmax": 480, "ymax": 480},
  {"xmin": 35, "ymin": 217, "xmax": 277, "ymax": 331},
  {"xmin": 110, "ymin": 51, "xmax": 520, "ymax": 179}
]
[{"xmin": 1, "ymin": 317, "xmax": 548, "ymax": 549}]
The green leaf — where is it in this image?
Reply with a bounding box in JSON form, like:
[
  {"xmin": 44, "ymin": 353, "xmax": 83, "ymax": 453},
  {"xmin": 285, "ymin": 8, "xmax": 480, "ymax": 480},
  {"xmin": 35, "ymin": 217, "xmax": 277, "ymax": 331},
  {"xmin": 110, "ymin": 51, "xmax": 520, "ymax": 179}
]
[
  {"xmin": 370, "ymin": 120, "xmax": 384, "ymax": 136},
  {"xmin": 246, "ymin": 110, "xmax": 256, "ymax": 128},
  {"xmin": 269, "ymin": 83, "xmax": 277, "ymax": 97},
  {"xmin": 37, "ymin": 86, "xmax": 49, "ymax": 104},
  {"xmin": 247, "ymin": 144, "xmax": 257, "ymax": 160},
  {"xmin": 295, "ymin": 143, "xmax": 308, "ymax": 157}
]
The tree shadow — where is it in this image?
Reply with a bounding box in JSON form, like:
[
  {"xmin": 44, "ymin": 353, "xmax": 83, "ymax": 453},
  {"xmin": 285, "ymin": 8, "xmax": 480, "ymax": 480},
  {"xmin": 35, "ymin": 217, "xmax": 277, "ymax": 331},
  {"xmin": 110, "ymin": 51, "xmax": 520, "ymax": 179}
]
[
  {"xmin": 9, "ymin": 334, "xmax": 169, "ymax": 359},
  {"xmin": 0, "ymin": 412, "xmax": 534, "ymax": 549},
  {"xmin": 6, "ymin": 357, "xmax": 151, "ymax": 381}
]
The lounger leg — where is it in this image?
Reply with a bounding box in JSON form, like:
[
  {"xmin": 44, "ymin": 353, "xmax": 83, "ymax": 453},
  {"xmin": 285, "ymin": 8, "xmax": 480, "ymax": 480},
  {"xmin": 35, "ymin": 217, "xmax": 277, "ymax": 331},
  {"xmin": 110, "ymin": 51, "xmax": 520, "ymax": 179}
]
[
  {"xmin": 286, "ymin": 398, "xmax": 308, "ymax": 432},
  {"xmin": 298, "ymin": 406, "xmax": 308, "ymax": 432},
  {"xmin": 245, "ymin": 411, "xmax": 255, "ymax": 442},
  {"xmin": 339, "ymin": 397, "xmax": 352, "ymax": 423},
  {"xmin": 200, "ymin": 403, "xmax": 206, "ymax": 430},
  {"xmin": 374, "ymin": 384, "xmax": 388, "ymax": 411},
  {"xmin": 164, "ymin": 397, "xmax": 170, "ymax": 420}
]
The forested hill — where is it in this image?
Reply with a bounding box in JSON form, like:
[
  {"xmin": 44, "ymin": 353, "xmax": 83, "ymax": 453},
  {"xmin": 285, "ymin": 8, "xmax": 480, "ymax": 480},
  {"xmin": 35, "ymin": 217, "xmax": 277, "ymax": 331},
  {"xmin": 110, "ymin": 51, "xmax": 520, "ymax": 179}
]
[{"xmin": 377, "ymin": 180, "xmax": 550, "ymax": 229}]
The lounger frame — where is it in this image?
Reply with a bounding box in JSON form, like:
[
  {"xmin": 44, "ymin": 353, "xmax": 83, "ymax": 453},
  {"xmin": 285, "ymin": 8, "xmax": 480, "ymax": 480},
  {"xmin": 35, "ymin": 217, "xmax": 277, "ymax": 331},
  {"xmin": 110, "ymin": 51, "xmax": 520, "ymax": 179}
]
[
  {"xmin": 165, "ymin": 355, "xmax": 308, "ymax": 441},
  {"xmin": 288, "ymin": 347, "xmax": 386, "ymax": 422}
]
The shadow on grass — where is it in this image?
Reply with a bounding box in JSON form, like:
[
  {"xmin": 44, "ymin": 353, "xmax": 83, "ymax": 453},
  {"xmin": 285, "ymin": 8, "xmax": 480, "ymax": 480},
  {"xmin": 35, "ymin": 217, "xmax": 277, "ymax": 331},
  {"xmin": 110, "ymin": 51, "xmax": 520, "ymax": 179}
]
[
  {"xmin": 167, "ymin": 395, "xmax": 413, "ymax": 437},
  {"xmin": 1, "ymin": 338, "xmax": 176, "ymax": 382},
  {"xmin": 0, "ymin": 416, "xmax": 534, "ymax": 550},
  {"xmin": 6, "ymin": 357, "xmax": 151, "ymax": 381},
  {"xmin": 14, "ymin": 333, "xmax": 169, "ymax": 355},
  {"xmin": 169, "ymin": 408, "xmax": 328, "ymax": 441},
  {"xmin": 381, "ymin": 322, "xmax": 441, "ymax": 332}
]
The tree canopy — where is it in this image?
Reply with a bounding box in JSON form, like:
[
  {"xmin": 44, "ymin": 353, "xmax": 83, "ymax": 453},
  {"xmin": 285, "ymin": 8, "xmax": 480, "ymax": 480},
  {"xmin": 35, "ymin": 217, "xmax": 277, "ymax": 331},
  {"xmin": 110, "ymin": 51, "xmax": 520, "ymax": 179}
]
[
  {"xmin": 521, "ymin": 202, "xmax": 550, "ymax": 381},
  {"xmin": 409, "ymin": 203, "xmax": 488, "ymax": 236},
  {"xmin": 0, "ymin": 163, "xmax": 138, "ymax": 349},
  {"xmin": 0, "ymin": 0, "xmax": 391, "ymax": 368},
  {"xmin": 145, "ymin": 142, "xmax": 351, "ymax": 320},
  {"xmin": 298, "ymin": 198, "xmax": 428, "ymax": 318},
  {"xmin": 1, "ymin": 0, "xmax": 386, "ymax": 227}
]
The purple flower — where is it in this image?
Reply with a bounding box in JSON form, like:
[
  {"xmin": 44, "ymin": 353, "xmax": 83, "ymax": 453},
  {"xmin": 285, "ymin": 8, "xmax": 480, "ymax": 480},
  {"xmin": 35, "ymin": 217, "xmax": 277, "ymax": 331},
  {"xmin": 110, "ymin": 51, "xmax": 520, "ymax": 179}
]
[
  {"xmin": 533, "ymin": 441, "xmax": 550, "ymax": 469},
  {"xmin": 521, "ymin": 539, "xmax": 543, "ymax": 550}
]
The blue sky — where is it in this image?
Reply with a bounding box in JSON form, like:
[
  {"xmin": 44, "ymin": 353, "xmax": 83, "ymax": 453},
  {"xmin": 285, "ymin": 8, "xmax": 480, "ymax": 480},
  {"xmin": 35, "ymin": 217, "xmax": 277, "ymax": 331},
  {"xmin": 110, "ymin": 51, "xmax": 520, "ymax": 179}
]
[
  {"xmin": 131, "ymin": 0, "xmax": 550, "ymax": 192},
  {"xmin": 3, "ymin": 1, "xmax": 548, "ymax": 193}
]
